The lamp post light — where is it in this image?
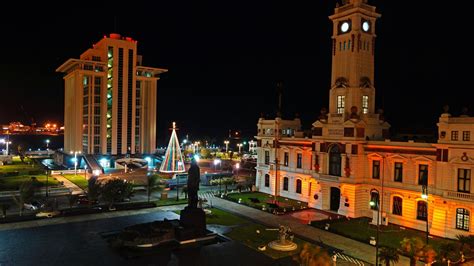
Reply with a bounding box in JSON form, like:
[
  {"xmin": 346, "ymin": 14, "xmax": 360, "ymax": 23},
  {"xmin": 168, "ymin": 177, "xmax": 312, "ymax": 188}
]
[
  {"xmin": 214, "ymin": 159, "xmax": 221, "ymax": 194},
  {"xmin": 237, "ymin": 143, "xmax": 243, "ymax": 154},
  {"xmin": 45, "ymin": 139, "xmax": 50, "ymax": 150},
  {"xmin": 370, "ymin": 189, "xmax": 380, "ymax": 266},
  {"xmin": 224, "ymin": 140, "xmax": 229, "ymax": 153},
  {"xmin": 235, "ymin": 163, "xmax": 240, "ymax": 182},
  {"xmin": 46, "ymin": 168, "xmax": 50, "ymax": 198},
  {"xmin": 0, "ymin": 139, "xmax": 11, "ymax": 155},
  {"xmin": 422, "ymin": 185, "xmax": 429, "ymax": 244},
  {"xmin": 70, "ymin": 151, "xmax": 81, "ymax": 176}
]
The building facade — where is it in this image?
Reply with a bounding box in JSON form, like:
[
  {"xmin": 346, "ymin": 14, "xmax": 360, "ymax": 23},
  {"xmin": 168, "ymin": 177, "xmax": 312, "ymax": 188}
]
[
  {"xmin": 57, "ymin": 33, "xmax": 167, "ymax": 155},
  {"xmin": 256, "ymin": 0, "xmax": 474, "ymax": 239}
]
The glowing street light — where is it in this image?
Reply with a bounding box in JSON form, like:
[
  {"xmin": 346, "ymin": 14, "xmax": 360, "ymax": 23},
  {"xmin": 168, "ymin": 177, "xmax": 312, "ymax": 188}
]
[
  {"xmin": 45, "ymin": 139, "xmax": 50, "ymax": 150},
  {"xmin": 224, "ymin": 140, "xmax": 230, "ymax": 153},
  {"xmin": 214, "ymin": 159, "xmax": 222, "ymax": 194},
  {"xmin": 70, "ymin": 150, "xmax": 82, "ymax": 176},
  {"xmin": 422, "ymin": 185, "xmax": 429, "ymax": 244},
  {"xmin": 237, "ymin": 143, "xmax": 243, "ymax": 154},
  {"xmin": 0, "ymin": 138, "xmax": 11, "ymax": 155}
]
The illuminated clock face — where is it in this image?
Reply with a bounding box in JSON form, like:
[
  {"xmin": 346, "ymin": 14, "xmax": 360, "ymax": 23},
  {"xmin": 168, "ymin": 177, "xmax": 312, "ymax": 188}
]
[
  {"xmin": 341, "ymin": 22, "xmax": 350, "ymax": 33},
  {"xmin": 362, "ymin": 21, "xmax": 370, "ymax": 32}
]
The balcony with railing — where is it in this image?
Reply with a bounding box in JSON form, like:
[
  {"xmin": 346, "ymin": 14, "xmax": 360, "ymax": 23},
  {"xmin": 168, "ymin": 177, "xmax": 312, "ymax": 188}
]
[{"xmin": 444, "ymin": 191, "xmax": 474, "ymax": 201}]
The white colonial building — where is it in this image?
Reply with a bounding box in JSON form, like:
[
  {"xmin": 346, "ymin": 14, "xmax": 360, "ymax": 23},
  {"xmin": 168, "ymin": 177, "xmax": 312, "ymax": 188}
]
[{"xmin": 255, "ymin": 0, "xmax": 474, "ymax": 239}]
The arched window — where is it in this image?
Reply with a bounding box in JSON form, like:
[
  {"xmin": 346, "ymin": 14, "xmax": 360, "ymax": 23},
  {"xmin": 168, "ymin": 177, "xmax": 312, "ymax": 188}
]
[
  {"xmin": 296, "ymin": 179, "xmax": 302, "ymax": 194},
  {"xmin": 392, "ymin": 196, "xmax": 402, "ymax": 216},
  {"xmin": 417, "ymin": 201, "xmax": 427, "ymax": 221},
  {"xmin": 283, "ymin": 177, "xmax": 289, "ymax": 191},
  {"xmin": 264, "ymin": 174, "xmax": 270, "ymax": 187},
  {"xmin": 456, "ymin": 208, "xmax": 470, "ymax": 231},
  {"xmin": 329, "ymin": 145, "xmax": 342, "ymax": 176},
  {"xmin": 370, "ymin": 191, "xmax": 379, "ymax": 210}
]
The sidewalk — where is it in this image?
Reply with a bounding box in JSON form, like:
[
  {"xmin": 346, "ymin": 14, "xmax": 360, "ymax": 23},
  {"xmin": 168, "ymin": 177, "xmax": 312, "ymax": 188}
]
[
  {"xmin": 0, "ymin": 205, "xmax": 172, "ymax": 232},
  {"xmin": 210, "ymin": 197, "xmax": 413, "ymax": 265},
  {"xmin": 54, "ymin": 174, "xmax": 84, "ymax": 195}
]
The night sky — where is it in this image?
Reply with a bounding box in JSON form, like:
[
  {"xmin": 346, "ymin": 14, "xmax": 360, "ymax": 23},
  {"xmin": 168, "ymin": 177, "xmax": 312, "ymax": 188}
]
[{"xmin": 0, "ymin": 1, "xmax": 471, "ymax": 146}]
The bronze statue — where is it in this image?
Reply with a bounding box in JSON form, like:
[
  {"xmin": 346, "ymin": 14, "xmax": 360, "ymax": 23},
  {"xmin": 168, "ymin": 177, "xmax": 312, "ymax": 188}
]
[{"xmin": 187, "ymin": 158, "xmax": 200, "ymax": 208}]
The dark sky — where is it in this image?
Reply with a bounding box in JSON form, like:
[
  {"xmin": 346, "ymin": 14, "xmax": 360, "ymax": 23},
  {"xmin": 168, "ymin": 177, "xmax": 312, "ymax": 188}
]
[{"xmin": 0, "ymin": 1, "xmax": 471, "ymax": 146}]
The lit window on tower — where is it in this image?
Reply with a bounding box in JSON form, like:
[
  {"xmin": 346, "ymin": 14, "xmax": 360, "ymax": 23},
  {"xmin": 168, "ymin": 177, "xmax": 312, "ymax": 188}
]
[
  {"xmin": 337, "ymin": 95, "xmax": 345, "ymax": 114},
  {"xmin": 362, "ymin": 95, "xmax": 369, "ymax": 114}
]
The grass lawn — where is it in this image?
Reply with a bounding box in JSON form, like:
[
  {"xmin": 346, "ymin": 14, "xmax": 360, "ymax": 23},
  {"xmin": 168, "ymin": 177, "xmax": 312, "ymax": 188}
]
[
  {"xmin": 0, "ymin": 175, "xmax": 59, "ymax": 191},
  {"xmin": 154, "ymin": 198, "xmax": 188, "ymax": 206},
  {"xmin": 174, "ymin": 207, "xmax": 328, "ymax": 260},
  {"xmin": 226, "ymin": 192, "xmax": 308, "ymax": 212},
  {"xmin": 174, "ymin": 208, "xmax": 248, "ymax": 226},
  {"xmin": 311, "ymin": 217, "xmax": 456, "ymax": 253},
  {"xmin": 61, "ymin": 174, "xmax": 89, "ymax": 189},
  {"xmin": 0, "ymin": 157, "xmax": 43, "ymax": 174}
]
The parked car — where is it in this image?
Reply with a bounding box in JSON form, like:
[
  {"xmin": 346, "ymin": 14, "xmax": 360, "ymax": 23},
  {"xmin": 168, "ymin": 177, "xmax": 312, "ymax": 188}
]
[
  {"xmin": 77, "ymin": 195, "xmax": 98, "ymax": 205},
  {"xmin": 31, "ymin": 200, "xmax": 45, "ymax": 209},
  {"xmin": 23, "ymin": 203, "xmax": 38, "ymax": 211},
  {"xmin": 36, "ymin": 210, "xmax": 60, "ymax": 218},
  {"xmin": 166, "ymin": 174, "xmax": 188, "ymax": 189}
]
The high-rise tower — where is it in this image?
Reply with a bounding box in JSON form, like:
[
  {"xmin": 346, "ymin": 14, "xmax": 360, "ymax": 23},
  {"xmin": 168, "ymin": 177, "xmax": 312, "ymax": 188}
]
[
  {"xmin": 57, "ymin": 34, "xmax": 167, "ymax": 155},
  {"xmin": 313, "ymin": 0, "xmax": 389, "ymax": 140}
]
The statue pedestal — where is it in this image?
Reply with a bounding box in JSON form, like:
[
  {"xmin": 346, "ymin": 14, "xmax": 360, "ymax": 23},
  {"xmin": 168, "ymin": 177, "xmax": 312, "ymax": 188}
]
[{"xmin": 178, "ymin": 207, "xmax": 206, "ymax": 240}]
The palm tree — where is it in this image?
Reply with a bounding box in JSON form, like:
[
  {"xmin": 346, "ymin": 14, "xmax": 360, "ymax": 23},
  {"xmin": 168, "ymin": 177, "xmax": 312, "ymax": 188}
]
[
  {"xmin": 457, "ymin": 234, "xmax": 474, "ymax": 255},
  {"xmin": 1, "ymin": 203, "xmax": 10, "ymax": 218},
  {"xmin": 379, "ymin": 247, "xmax": 399, "ymax": 266},
  {"xmin": 438, "ymin": 242, "xmax": 460, "ymax": 264},
  {"xmin": 147, "ymin": 175, "xmax": 163, "ymax": 202},
  {"xmin": 87, "ymin": 177, "xmax": 101, "ymax": 207},
  {"xmin": 12, "ymin": 180, "xmax": 35, "ymax": 216},
  {"xmin": 400, "ymin": 237, "xmax": 425, "ymax": 266}
]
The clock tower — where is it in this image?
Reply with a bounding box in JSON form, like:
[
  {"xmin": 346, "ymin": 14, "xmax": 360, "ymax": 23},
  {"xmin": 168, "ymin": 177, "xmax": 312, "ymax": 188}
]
[{"xmin": 313, "ymin": 0, "xmax": 389, "ymax": 140}]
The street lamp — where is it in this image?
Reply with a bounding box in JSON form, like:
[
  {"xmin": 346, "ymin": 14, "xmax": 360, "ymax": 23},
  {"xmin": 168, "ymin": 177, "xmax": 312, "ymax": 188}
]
[
  {"xmin": 237, "ymin": 143, "xmax": 243, "ymax": 154},
  {"xmin": 224, "ymin": 140, "xmax": 230, "ymax": 153},
  {"xmin": 45, "ymin": 139, "xmax": 50, "ymax": 150},
  {"xmin": 70, "ymin": 151, "xmax": 81, "ymax": 176},
  {"xmin": 0, "ymin": 138, "xmax": 11, "ymax": 155},
  {"xmin": 235, "ymin": 163, "xmax": 240, "ymax": 182},
  {"xmin": 214, "ymin": 159, "xmax": 221, "ymax": 194},
  {"xmin": 370, "ymin": 188, "xmax": 380, "ymax": 266},
  {"xmin": 422, "ymin": 185, "xmax": 429, "ymax": 244}
]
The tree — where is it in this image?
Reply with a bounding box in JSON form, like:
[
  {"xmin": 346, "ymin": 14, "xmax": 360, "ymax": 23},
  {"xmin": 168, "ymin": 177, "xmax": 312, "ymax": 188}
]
[
  {"xmin": 379, "ymin": 247, "xmax": 399, "ymax": 266},
  {"xmin": 101, "ymin": 179, "xmax": 134, "ymax": 210},
  {"xmin": 200, "ymin": 148, "xmax": 211, "ymax": 159},
  {"xmin": 1, "ymin": 203, "xmax": 10, "ymax": 218},
  {"xmin": 17, "ymin": 144, "xmax": 25, "ymax": 163},
  {"xmin": 147, "ymin": 174, "xmax": 163, "ymax": 202},
  {"xmin": 181, "ymin": 185, "xmax": 188, "ymax": 199},
  {"xmin": 437, "ymin": 242, "xmax": 461, "ymax": 264},
  {"xmin": 67, "ymin": 193, "xmax": 78, "ymax": 209},
  {"xmin": 12, "ymin": 180, "xmax": 36, "ymax": 216},
  {"xmin": 293, "ymin": 243, "xmax": 331, "ymax": 266},
  {"xmin": 210, "ymin": 177, "xmax": 235, "ymax": 194},
  {"xmin": 400, "ymin": 237, "xmax": 431, "ymax": 266},
  {"xmin": 457, "ymin": 234, "xmax": 474, "ymax": 255},
  {"xmin": 87, "ymin": 177, "xmax": 101, "ymax": 207}
]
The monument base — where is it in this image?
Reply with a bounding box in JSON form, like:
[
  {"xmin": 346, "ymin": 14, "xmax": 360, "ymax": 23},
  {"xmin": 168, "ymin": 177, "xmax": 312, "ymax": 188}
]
[
  {"xmin": 268, "ymin": 240, "xmax": 298, "ymax": 251},
  {"xmin": 178, "ymin": 207, "xmax": 206, "ymax": 240}
]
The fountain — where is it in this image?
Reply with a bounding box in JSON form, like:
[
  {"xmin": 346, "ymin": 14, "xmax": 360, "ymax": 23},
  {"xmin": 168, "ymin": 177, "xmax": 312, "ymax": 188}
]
[{"xmin": 266, "ymin": 225, "xmax": 298, "ymax": 251}]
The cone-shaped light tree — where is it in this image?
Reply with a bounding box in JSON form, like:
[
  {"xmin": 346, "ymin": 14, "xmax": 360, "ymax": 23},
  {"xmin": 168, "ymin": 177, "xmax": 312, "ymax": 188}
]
[{"xmin": 160, "ymin": 122, "xmax": 186, "ymax": 173}]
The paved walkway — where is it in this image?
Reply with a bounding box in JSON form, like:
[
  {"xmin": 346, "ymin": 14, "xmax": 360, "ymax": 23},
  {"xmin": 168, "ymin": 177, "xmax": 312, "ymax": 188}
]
[
  {"xmin": 210, "ymin": 197, "xmax": 413, "ymax": 266},
  {"xmin": 54, "ymin": 174, "xmax": 84, "ymax": 195},
  {"xmin": 0, "ymin": 206, "xmax": 167, "ymax": 232}
]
